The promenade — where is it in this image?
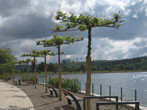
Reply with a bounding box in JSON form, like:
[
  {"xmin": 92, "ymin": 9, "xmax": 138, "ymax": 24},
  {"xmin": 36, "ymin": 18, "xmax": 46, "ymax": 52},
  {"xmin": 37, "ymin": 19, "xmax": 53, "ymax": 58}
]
[{"xmin": 0, "ymin": 81, "xmax": 34, "ymax": 110}]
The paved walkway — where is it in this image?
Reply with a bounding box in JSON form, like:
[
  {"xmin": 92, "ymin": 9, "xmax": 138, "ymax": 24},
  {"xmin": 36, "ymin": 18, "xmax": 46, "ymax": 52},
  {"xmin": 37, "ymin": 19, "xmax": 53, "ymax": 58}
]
[{"xmin": 0, "ymin": 81, "xmax": 34, "ymax": 110}]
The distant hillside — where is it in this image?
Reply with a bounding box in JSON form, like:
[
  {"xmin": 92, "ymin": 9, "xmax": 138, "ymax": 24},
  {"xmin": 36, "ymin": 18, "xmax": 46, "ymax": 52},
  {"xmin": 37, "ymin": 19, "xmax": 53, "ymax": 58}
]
[
  {"xmin": 88, "ymin": 56, "xmax": 147, "ymax": 72},
  {"xmin": 15, "ymin": 56, "xmax": 147, "ymax": 73},
  {"xmin": 91, "ymin": 56, "xmax": 147, "ymax": 66},
  {"xmin": 62, "ymin": 56, "xmax": 147, "ymax": 72}
]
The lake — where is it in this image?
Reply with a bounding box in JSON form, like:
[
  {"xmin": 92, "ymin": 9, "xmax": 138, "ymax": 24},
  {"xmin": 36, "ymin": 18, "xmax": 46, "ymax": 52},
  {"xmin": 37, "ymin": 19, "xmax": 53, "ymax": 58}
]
[{"xmin": 45, "ymin": 72, "xmax": 147, "ymax": 106}]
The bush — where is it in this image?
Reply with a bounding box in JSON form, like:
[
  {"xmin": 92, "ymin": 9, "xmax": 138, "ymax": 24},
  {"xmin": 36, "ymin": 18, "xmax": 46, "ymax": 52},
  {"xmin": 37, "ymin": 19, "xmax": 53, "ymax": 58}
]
[
  {"xmin": 19, "ymin": 75, "xmax": 35, "ymax": 82},
  {"xmin": 49, "ymin": 77, "xmax": 58, "ymax": 88},
  {"xmin": 22, "ymin": 75, "xmax": 28, "ymax": 81},
  {"xmin": 0, "ymin": 73, "xmax": 11, "ymax": 80},
  {"xmin": 49, "ymin": 77, "xmax": 80, "ymax": 93}
]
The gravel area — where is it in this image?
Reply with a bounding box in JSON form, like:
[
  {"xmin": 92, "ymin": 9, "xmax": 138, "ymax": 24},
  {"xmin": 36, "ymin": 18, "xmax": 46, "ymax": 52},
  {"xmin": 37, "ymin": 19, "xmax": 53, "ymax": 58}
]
[{"xmin": 7, "ymin": 81, "xmax": 134, "ymax": 110}]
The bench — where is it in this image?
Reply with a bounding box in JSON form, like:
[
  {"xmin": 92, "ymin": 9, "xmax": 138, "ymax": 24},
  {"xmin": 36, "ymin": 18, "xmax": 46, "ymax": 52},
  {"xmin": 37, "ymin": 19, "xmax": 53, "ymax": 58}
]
[
  {"xmin": 21, "ymin": 80, "xmax": 28, "ymax": 85},
  {"xmin": 13, "ymin": 79, "xmax": 21, "ymax": 85},
  {"xmin": 83, "ymin": 96, "xmax": 118, "ymax": 110},
  {"xmin": 62, "ymin": 89, "xmax": 83, "ymax": 110},
  {"xmin": 13, "ymin": 76, "xmax": 22, "ymax": 85},
  {"xmin": 48, "ymin": 84, "xmax": 58, "ymax": 97},
  {"xmin": 96, "ymin": 101, "xmax": 140, "ymax": 110},
  {"xmin": 27, "ymin": 79, "xmax": 35, "ymax": 85}
]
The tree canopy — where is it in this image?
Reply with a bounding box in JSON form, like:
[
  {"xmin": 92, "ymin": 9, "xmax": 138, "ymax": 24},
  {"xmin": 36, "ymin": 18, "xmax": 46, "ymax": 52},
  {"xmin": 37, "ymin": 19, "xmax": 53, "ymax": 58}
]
[
  {"xmin": 21, "ymin": 50, "xmax": 41, "ymax": 58},
  {"xmin": 0, "ymin": 48, "xmax": 16, "ymax": 75},
  {"xmin": 17, "ymin": 60, "xmax": 25, "ymax": 64},
  {"xmin": 24, "ymin": 58, "xmax": 32, "ymax": 63},
  {"xmin": 53, "ymin": 10, "xmax": 124, "ymax": 32},
  {"xmin": 0, "ymin": 48, "xmax": 16, "ymax": 64},
  {"xmin": 36, "ymin": 35, "xmax": 84, "ymax": 48},
  {"xmin": 33, "ymin": 50, "xmax": 55, "ymax": 57}
]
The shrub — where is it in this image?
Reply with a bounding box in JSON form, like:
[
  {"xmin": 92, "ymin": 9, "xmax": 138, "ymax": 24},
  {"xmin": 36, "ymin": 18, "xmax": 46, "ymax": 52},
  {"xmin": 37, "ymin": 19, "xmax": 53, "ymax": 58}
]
[
  {"xmin": 49, "ymin": 77, "xmax": 80, "ymax": 93},
  {"xmin": 21, "ymin": 75, "xmax": 35, "ymax": 83},
  {"xmin": 22, "ymin": 75, "xmax": 28, "ymax": 81},
  {"xmin": 49, "ymin": 77, "xmax": 58, "ymax": 88},
  {"xmin": 0, "ymin": 73, "xmax": 11, "ymax": 80}
]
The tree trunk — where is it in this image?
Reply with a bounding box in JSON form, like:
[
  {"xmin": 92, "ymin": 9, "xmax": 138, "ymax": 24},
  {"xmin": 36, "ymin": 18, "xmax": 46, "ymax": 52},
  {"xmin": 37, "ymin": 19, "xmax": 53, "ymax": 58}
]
[
  {"xmin": 6, "ymin": 63, "xmax": 9, "ymax": 81},
  {"xmin": 86, "ymin": 28, "xmax": 92, "ymax": 110},
  {"xmin": 34, "ymin": 57, "xmax": 37, "ymax": 89},
  {"xmin": 13, "ymin": 63, "xmax": 15, "ymax": 76},
  {"xmin": 58, "ymin": 45, "xmax": 62, "ymax": 101},
  {"xmin": 26, "ymin": 62, "xmax": 29, "ymax": 73},
  {"xmin": 20, "ymin": 63, "xmax": 22, "ymax": 74},
  {"xmin": 27, "ymin": 62, "xmax": 29, "ymax": 85},
  {"xmin": 44, "ymin": 55, "xmax": 48, "ymax": 93}
]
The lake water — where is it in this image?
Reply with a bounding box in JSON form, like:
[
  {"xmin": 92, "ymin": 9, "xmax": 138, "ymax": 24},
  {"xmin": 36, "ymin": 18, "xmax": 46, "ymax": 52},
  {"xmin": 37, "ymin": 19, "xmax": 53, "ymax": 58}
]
[{"xmin": 45, "ymin": 72, "xmax": 147, "ymax": 106}]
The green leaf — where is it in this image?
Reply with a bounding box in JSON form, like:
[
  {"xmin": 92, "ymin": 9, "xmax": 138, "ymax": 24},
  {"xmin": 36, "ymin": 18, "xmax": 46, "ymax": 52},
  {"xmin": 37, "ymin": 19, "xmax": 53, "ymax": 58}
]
[{"xmin": 54, "ymin": 10, "xmax": 124, "ymax": 32}]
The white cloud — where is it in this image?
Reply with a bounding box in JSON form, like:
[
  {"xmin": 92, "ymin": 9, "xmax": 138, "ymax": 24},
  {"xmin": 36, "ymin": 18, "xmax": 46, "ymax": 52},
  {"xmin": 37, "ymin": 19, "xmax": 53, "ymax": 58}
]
[
  {"xmin": 0, "ymin": 16, "xmax": 4, "ymax": 26},
  {"xmin": 132, "ymin": 14, "xmax": 138, "ymax": 18},
  {"xmin": 90, "ymin": 37, "xmax": 147, "ymax": 60},
  {"xmin": 57, "ymin": 0, "xmax": 136, "ymax": 16},
  {"xmin": 29, "ymin": 0, "xmax": 59, "ymax": 18}
]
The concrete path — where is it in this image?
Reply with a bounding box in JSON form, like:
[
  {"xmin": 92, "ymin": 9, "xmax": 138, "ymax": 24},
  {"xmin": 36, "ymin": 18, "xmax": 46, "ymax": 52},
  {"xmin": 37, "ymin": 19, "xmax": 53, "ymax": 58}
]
[{"xmin": 0, "ymin": 81, "xmax": 34, "ymax": 110}]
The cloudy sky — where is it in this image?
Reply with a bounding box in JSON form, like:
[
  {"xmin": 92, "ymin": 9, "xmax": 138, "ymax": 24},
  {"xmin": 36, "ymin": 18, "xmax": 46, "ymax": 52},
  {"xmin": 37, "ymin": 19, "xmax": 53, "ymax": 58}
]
[{"xmin": 1, "ymin": 0, "xmax": 147, "ymax": 63}]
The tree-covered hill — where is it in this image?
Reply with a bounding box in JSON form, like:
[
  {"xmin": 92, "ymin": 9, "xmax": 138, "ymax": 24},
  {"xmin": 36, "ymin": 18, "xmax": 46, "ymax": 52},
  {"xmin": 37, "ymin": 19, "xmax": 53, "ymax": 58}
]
[
  {"xmin": 61, "ymin": 56, "xmax": 147, "ymax": 72},
  {"xmin": 15, "ymin": 56, "xmax": 147, "ymax": 73},
  {"xmin": 91, "ymin": 56, "xmax": 147, "ymax": 72}
]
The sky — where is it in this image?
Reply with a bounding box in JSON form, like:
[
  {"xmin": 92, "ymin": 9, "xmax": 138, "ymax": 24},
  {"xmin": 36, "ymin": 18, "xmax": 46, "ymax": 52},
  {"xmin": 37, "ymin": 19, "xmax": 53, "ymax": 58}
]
[{"xmin": 0, "ymin": 0, "xmax": 147, "ymax": 63}]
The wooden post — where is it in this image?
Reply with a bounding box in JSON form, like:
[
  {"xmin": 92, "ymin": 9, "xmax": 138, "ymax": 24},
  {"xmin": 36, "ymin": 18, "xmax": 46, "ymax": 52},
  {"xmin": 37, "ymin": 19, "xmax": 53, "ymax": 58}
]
[
  {"xmin": 135, "ymin": 89, "xmax": 137, "ymax": 101},
  {"xmin": 100, "ymin": 84, "xmax": 102, "ymax": 96},
  {"xmin": 109, "ymin": 86, "xmax": 111, "ymax": 100},
  {"xmin": 92, "ymin": 83, "xmax": 94, "ymax": 96},
  {"xmin": 121, "ymin": 87, "xmax": 123, "ymax": 102}
]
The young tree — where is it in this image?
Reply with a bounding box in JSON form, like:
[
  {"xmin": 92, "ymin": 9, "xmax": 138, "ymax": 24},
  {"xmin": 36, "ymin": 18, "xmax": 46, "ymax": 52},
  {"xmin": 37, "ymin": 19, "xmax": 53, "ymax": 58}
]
[
  {"xmin": 38, "ymin": 62, "xmax": 44, "ymax": 72},
  {"xmin": 24, "ymin": 59, "xmax": 32, "ymax": 73},
  {"xmin": 21, "ymin": 50, "xmax": 40, "ymax": 89},
  {"xmin": 0, "ymin": 48, "xmax": 16, "ymax": 64},
  {"xmin": 17, "ymin": 60, "xmax": 25, "ymax": 74},
  {"xmin": 0, "ymin": 48, "xmax": 16, "ymax": 76},
  {"xmin": 23, "ymin": 58, "xmax": 32, "ymax": 85},
  {"xmin": 36, "ymin": 35, "xmax": 84, "ymax": 100},
  {"xmin": 13, "ymin": 61, "xmax": 20, "ymax": 75},
  {"xmin": 53, "ymin": 10, "xmax": 124, "ymax": 110},
  {"xmin": 47, "ymin": 63, "xmax": 57, "ymax": 72},
  {"xmin": 33, "ymin": 50, "xmax": 55, "ymax": 93}
]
